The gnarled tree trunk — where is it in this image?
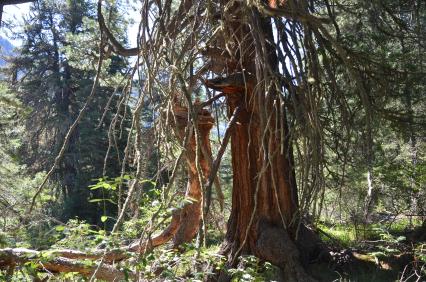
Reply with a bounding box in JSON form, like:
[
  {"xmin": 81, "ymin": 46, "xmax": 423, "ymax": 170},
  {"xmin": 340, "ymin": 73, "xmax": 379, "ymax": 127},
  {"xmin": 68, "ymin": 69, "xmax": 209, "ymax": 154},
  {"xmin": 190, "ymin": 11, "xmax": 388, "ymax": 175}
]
[
  {"xmin": 205, "ymin": 2, "xmax": 321, "ymax": 281},
  {"xmin": 172, "ymin": 103, "xmax": 214, "ymax": 246}
]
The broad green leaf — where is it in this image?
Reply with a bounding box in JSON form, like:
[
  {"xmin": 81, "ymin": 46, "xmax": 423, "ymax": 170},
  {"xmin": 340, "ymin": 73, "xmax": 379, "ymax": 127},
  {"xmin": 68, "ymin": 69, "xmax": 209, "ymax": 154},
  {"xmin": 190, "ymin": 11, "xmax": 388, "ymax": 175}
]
[{"xmin": 88, "ymin": 199, "xmax": 104, "ymax": 203}]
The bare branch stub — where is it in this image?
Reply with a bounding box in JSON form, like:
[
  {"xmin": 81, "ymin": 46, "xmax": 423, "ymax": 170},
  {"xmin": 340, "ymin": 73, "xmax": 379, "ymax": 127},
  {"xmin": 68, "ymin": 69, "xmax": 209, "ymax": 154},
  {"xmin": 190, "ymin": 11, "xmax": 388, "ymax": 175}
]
[{"xmin": 97, "ymin": 0, "xmax": 139, "ymax": 57}]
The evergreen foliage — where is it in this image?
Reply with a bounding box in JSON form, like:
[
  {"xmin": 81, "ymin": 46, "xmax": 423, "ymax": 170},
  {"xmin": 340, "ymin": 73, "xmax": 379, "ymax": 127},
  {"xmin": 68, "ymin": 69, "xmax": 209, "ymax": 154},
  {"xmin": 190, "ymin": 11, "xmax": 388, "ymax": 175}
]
[{"xmin": 3, "ymin": 0, "xmax": 130, "ymax": 224}]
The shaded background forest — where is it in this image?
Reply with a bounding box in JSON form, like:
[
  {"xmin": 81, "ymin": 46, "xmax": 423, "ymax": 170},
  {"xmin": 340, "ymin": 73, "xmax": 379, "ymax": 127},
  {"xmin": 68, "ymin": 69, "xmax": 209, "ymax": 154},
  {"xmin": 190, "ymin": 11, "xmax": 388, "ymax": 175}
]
[{"xmin": 0, "ymin": 0, "xmax": 425, "ymax": 281}]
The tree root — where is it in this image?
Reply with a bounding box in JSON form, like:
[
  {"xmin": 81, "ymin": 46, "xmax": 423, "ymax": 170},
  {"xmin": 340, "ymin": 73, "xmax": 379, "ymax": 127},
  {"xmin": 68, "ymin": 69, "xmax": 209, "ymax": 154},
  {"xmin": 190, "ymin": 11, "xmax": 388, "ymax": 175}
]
[
  {"xmin": 255, "ymin": 224, "xmax": 317, "ymax": 282},
  {"xmin": 207, "ymin": 221, "xmax": 330, "ymax": 282}
]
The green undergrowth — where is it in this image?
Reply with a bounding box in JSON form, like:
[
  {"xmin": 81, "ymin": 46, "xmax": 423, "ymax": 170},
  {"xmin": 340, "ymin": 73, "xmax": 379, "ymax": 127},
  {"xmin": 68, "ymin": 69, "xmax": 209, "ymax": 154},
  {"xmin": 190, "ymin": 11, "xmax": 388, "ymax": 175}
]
[
  {"xmin": 1, "ymin": 218, "xmax": 280, "ymax": 281},
  {"xmin": 314, "ymin": 219, "xmax": 426, "ymax": 281},
  {"xmin": 309, "ymin": 261, "xmax": 398, "ymax": 282},
  {"xmin": 2, "ymin": 216, "xmax": 424, "ymax": 281},
  {"xmin": 317, "ymin": 218, "xmax": 424, "ymax": 247}
]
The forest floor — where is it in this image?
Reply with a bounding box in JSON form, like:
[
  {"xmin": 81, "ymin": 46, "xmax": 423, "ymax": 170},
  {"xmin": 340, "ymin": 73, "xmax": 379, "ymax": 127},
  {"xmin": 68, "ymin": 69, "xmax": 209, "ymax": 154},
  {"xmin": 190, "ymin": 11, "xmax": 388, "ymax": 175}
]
[
  {"xmin": 309, "ymin": 219, "xmax": 426, "ymax": 281},
  {"xmin": 1, "ymin": 218, "xmax": 425, "ymax": 281}
]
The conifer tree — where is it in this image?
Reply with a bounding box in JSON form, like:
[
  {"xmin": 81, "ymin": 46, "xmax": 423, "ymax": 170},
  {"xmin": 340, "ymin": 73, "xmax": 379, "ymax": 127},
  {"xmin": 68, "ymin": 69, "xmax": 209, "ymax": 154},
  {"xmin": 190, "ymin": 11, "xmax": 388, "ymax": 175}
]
[{"xmin": 8, "ymin": 0, "xmax": 130, "ymax": 223}]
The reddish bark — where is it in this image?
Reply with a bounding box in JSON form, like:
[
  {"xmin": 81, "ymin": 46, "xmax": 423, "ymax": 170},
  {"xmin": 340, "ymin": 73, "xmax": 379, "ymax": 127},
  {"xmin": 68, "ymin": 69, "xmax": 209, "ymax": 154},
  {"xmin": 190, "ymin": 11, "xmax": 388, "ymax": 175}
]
[
  {"xmin": 206, "ymin": 70, "xmax": 299, "ymax": 260},
  {"xmin": 268, "ymin": 0, "xmax": 288, "ymax": 9},
  {"xmin": 172, "ymin": 104, "xmax": 215, "ymax": 246},
  {"xmin": 204, "ymin": 2, "xmax": 318, "ymax": 281}
]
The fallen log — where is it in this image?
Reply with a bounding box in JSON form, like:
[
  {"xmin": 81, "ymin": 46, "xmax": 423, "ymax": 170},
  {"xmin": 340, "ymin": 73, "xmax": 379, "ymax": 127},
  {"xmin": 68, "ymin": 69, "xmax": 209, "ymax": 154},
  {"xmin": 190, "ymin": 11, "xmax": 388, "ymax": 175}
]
[
  {"xmin": 0, "ymin": 206, "xmax": 184, "ymax": 280},
  {"xmin": 0, "ymin": 248, "xmax": 133, "ymax": 281}
]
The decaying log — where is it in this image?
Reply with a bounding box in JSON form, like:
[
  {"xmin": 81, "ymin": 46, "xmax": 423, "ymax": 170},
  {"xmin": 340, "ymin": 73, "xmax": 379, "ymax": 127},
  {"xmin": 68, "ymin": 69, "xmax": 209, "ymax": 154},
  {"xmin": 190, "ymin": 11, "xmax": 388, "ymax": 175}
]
[
  {"xmin": 0, "ymin": 248, "xmax": 132, "ymax": 281},
  {"xmin": 0, "ymin": 197, "xmax": 194, "ymax": 280}
]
